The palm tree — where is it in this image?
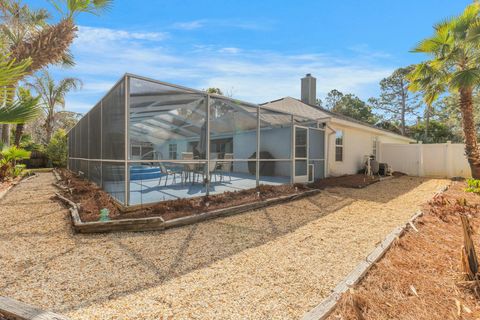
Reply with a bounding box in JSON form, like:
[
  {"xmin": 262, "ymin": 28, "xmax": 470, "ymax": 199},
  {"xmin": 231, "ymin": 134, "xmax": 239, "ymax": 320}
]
[
  {"xmin": 409, "ymin": 3, "xmax": 480, "ymax": 178},
  {"xmin": 12, "ymin": 88, "xmax": 41, "ymax": 146},
  {"xmin": 0, "ymin": 0, "xmax": 112, "ymax": 145},
  {"xmin": 5, "ymin": 0, "xmax": 112, "ymax": 75},
  {"xmin": 408, "ymin": 62, "xmax": 446, "ymax": 142},
  {"xmin": 27, "ymin": 71, "xmax": 81, "ymax": 144}
]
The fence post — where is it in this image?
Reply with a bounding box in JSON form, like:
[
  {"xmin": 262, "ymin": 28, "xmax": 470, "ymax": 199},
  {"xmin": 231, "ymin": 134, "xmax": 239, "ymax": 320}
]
[
  {"xmin": 446, "ymin": 141, "xmax": 453, "ymax": 178},
  {"xmin": 418, "ymin": 142, "xmax": 424, "ymax": 177}
]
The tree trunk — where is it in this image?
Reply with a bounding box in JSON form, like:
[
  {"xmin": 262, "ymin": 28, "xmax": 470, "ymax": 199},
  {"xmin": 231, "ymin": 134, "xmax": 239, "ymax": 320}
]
[
  {"xmin": 1, "ymin": 124, "xmax": 10, "ymax": 147},
  {"xmin": 14, "ymin": 123, "xmax": 24, "ymax": 147},
  {"xmin": 45, "ymin": 115, "xmax": 53, "ymax": 145},
  {"xmin": 400, "ymin": 81, "xmax": 407, "ymax": 136},
  {"xmin": 424, "ymin": 104, "xmax": 431, "ymax": 143},
  {"xmin": 459, "ymin": 87, "xmax": 480, "ymax": 178}
]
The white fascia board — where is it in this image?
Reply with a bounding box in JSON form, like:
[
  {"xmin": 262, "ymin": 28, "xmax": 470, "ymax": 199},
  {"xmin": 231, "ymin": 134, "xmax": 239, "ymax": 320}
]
[{"xmin": 329, "ymin": 118, "xmax": 415, "ymax": 143}]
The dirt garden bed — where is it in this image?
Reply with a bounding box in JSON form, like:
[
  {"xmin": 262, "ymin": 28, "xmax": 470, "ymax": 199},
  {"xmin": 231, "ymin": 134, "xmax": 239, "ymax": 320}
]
[
  {"xmin": 57, "ymin": 169, "xmax": 396, "ymax": 223},
  {"xmin": 328, "ymin": 180, "xmax": 480, "ymax": 320},
  {"xmin": 0, "ymin": 176, "xmax": 22, "ymax": 194},
  {"xmin": 57, "ymin": 168, "xmax": 315, "ymax": 223},
  {"xmin": 309, "ymin": 174, "xmax": 383, "ymax": 189}
]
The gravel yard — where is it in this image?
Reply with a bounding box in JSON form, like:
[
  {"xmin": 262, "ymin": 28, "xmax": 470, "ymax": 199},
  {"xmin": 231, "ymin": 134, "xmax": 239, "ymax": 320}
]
[{"xmin": 0, "ymin": 173, "xmax": 448, "ymax": 319}]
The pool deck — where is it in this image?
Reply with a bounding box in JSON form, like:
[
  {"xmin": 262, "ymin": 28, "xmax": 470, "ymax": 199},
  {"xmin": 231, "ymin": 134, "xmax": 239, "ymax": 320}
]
[{"xmin": 107, "ymin": 172, "xmax": 289, "ymax": 205}]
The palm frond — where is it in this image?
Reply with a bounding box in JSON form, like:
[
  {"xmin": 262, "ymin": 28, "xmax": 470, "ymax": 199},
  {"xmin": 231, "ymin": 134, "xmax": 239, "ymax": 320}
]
[
  {"xmin": 0, "ymin": 94, "xmax": 40, "ymax": 124},
  {"xmin": 0, "ymin": 56, "xmax": 31, "ymax": 105},
  {"xmin": 450, "ymin": 68, "xmax": 480, "ymax": 89},
  {"xmin": 48, "ymin": 0, "xmax": 113, "ymax": 18}
]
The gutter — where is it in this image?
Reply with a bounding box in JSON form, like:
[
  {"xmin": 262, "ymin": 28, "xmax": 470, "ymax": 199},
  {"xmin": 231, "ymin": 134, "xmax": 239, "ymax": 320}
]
[
  {"xmin": 317, "ymin": 117, "xmax": 336, "ymax": 178},
  {"xmin": 329, "ymin": 118, "xmax": 415, "ymax": 143}
]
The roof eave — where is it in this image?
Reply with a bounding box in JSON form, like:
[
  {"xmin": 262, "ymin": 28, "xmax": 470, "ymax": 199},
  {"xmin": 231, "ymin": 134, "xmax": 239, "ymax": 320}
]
[{"xmin": 329, "ymin": 118, "xmax": 416, "ymax": 142}]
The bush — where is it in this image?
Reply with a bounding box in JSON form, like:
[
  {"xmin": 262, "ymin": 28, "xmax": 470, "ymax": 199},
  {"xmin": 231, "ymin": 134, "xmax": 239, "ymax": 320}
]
[
  {"xmin": 46, "ymin": 129, "xmax": 67, "ymax": 168},
  {"xmin": 466, "ymin": 178, "xmax": 480, "ymax": 194},
  {"xmin": 0, "ymin": 146, "xmax": 31, "ymax": 181}
]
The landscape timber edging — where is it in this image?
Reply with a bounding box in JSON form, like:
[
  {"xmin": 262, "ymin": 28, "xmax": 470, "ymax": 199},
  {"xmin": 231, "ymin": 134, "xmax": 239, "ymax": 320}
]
[
  {"xmin": 54, "ymin": 189, "xmax": 321, "ymax": 234},
  {"xmin": 0, "ymin": 173, "xmax": 36, "ymax": 202},
  {"xmin": 0, "ymin": 296, "xmax": 69, "ymax": 320},
  {"xmin": 301, "ymin": 183, "xmax": 451, "ymax": 320}
]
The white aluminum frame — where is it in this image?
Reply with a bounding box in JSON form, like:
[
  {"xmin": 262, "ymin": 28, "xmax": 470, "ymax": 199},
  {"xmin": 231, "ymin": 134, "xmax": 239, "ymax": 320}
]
[
  {"xmin": 293, "ymin": 125, "xmax": 309, "ymax": 183},
  {"xmin": 67, "ymin": 74, "xmax": 329, "ymax": 207}
]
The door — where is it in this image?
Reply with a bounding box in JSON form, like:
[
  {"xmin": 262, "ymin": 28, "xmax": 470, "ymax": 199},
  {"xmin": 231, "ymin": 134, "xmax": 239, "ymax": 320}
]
[
  {"xmin": 294, "ymin": 126, "xmax": 309, "ymax": 183},
  {"xmin": 308, "ymin": 128, "xmax": 325, "ymax": 181}
]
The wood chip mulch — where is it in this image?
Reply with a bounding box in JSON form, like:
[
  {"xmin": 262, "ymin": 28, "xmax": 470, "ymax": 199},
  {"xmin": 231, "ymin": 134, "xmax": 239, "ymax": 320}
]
[
  {"xmin": 329, "ymin": 180, "xmax": 480, "ymax": 320},
  {"xmin": 0, "ymin": 173, "xmax": 448, "ymax": 319}
]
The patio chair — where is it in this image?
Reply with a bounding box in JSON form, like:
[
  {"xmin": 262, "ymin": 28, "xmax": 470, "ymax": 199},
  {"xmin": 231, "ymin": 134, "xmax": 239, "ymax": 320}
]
[
  {"xmin": 158, "ymin": 163, "xmax": 179, "ymax": 186},
  {"xmin": 218, "ymin": 153, "xmax": 233, "ymax": 182},
  {"xmin": 207, "ymin": 160, "xmax": 218, "ymax": 183},
  {"xmin": 182, "ymin": 152, "xmax": 199, "ymax": 184}
]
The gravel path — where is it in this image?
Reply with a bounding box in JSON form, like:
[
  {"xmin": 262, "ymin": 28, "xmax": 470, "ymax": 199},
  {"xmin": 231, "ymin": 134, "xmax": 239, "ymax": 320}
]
[{"xmin": 0, "ymin": 173, "xmax": 449, "ymax": 319}]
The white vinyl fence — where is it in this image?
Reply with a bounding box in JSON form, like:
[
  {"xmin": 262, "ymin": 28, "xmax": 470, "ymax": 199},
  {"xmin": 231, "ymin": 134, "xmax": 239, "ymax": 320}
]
[{"xmin": 378, "ymin": 142, "xmax": 471, "ymax": 178}]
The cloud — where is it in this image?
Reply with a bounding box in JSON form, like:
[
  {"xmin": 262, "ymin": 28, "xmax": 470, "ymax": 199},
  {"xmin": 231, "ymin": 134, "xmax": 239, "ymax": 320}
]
[
  {"xmin": 171, "ymin": 20, "xmax": 205, "ymax": 30},
  {"xmin": 54, "ymin": 26, "xmax": 396, "ymax": 113},
  {"xmin": 77, "ymin": 26, "xmax": 168, "ymax": 45},
  {"xmin": 64, "ymin": 99, "xmax": 95, "ymax": 114},
  {"xmin": 171, "ymin": 19, "xmax": 272, "ymax": 32},
  {"xmin": 218, "ymin": 47, "xmax": 241, "ymax": 54}
]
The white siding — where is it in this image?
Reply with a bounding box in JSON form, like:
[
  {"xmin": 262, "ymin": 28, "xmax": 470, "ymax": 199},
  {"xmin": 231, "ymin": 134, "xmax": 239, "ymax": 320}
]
[{"xmin": 327, "ymin": 124, "xmax": 409, "ymax": 176}]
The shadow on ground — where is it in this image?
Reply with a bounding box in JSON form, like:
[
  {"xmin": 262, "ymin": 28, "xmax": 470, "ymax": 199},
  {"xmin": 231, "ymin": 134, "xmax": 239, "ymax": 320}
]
[{"xmin": 0, "ymin": 174, "xmax": 432, "ymax": 314}]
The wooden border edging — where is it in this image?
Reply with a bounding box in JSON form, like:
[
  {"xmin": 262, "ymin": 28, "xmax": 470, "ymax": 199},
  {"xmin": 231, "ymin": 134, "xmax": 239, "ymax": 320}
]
[
  {"xmin": 301, "ymin": 184, "xmax": 451, "ymax": 320},
  {"xmin": 56, "ymin": 189, "xmax": 320, "ymax": 234},
  {"xmin": 52, "ymin": 169, "xmax": 61, "ymax": 182},
  {"xmin": 0, "ymin": 296, "xmax": 69, "ymax": 320},
  {"xmin": 0, "ymin": 173, "xmax": 36, "ymax": 202}
]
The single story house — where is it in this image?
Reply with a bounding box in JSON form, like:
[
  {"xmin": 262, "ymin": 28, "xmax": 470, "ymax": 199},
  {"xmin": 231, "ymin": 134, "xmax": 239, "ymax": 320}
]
[{"xmin": 67, "ymin": 73, "xmax": 413, "ymax": 207}]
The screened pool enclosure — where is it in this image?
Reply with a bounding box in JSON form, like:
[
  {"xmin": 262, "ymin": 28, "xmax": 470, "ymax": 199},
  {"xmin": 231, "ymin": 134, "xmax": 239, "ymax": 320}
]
[{"xmin": 67, "ymin": 74, "xmax": 326, "ymax": 207}]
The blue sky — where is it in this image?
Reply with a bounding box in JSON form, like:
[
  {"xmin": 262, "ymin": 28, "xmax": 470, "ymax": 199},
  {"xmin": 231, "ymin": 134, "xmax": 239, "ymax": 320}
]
[{"xmin": 29, "ymin": 0, "xmax": 471, "ymax": 114}]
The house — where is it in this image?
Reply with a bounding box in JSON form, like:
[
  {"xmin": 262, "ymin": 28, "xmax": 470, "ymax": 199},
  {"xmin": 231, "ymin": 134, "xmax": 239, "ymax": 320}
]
[
  {"xmin": 262, "ymin": 74, "xmax": 414, "ymax": 177},
  {"xmin": 67, "ymin": 73, "xmax": 412, "ymax": 207}
]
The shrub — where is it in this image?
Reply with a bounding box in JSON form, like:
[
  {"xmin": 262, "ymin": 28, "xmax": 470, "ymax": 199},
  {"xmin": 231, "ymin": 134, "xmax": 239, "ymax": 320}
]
[
  {"xmin": 0, "ymin": 146, "xmax": 31, "ymax": 180},
  {"xmin": 46, "ymin": 129, "xmax": 67, "ymax": 168},
  {"xmin": 465, "ymin": 178, "xmax": 480, "ymax": 194}
]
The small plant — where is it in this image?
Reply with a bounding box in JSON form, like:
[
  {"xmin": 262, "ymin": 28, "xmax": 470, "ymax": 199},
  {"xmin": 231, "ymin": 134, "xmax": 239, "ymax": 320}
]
[
  {"xmin": 11, "ymin": 164, "xmax": 26, "ymax": 178},
  {"xmin": 465, "ymin": 179, "xmax": 480, "ymax": 195},
  {"xmin": 99, "ymin": 208, "xmax": 110, "ymax": 222},
  {"xmin": 0, "ymin": 146, "xmax": 31, "ymax": 181}
]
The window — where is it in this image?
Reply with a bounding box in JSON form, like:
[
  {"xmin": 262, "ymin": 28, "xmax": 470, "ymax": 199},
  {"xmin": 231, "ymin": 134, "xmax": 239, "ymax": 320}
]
[
  {"xmin": 142, "ymin": 146, "xmax": 154, "ymax": 160},
  {"xmin": 169, "ymin": 144, "xmax": 177, "ymax": 160},
  {"xmin": 372, "ymin": 136, "xmax": 378, "ymax": 159},
  {"xmin": 335, "ymin": 130, "xmax": 344, "ymax": 162},
  {"xmin": 131, "ymin": 146, "xmax": 141, "ymax": 157}
]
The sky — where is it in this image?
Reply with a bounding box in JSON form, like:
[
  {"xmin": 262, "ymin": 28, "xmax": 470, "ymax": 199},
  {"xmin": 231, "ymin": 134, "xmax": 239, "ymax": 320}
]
[{"xmin": 27, "ymin": 0, "xmax": 472, "ymax": 114}]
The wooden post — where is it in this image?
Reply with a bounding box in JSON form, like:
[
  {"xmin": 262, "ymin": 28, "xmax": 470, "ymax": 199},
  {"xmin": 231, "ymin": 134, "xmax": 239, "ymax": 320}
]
[{"xmin": 461, "ymin": 215, "xmax": 479, "ymax": 280}]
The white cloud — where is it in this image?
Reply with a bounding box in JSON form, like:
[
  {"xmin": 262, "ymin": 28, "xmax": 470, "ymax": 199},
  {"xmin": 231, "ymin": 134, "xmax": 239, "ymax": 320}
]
[
  {"xmin": 172, "ymin": 20, "xmax": 205, "ymax": 30},
  {"xmin": 64, "ymin": 99, "xmax": 94, "ymax": 114},
  {"xmin": 218, "ymin": 47, "xmax": 241, "ymax": 54},
  {"xmin": 77, "ymin": 26, "xmax": 168, "ymax": 45},
  {"xmin": 171, "ymin": 19, "xmax": 272, "ymax": 31},
  {"xmin": 54, "ymin": 26, "xmax": 396, "ymax": 113}
]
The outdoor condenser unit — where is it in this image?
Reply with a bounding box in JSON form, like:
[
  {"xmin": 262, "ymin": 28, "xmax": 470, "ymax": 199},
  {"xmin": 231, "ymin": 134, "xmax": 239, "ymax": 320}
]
[{"xmin": 379, "ymin": 163, "xmax": 391, "ymax": 176}]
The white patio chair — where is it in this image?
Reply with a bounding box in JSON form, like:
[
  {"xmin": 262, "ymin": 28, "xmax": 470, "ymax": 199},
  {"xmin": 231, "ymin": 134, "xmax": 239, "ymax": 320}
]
[
  {"xmin": 218, "ymin": 153, "xmax": 233, "ymax": 182},
  {"xmin": 182, "ymin": 152, "xmax": 196, "ymax": 184}
]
